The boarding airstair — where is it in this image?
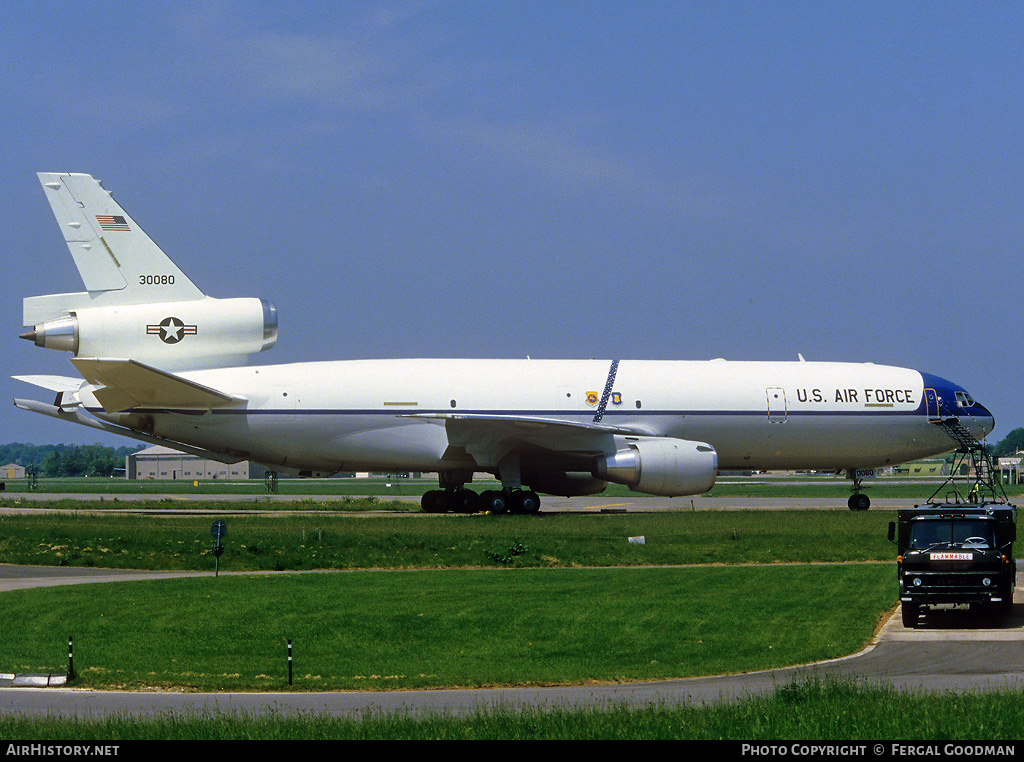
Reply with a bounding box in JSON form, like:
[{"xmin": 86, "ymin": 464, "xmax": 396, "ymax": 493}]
[{"xmin": 927, "ymin": 418, "xmax": 1007, "ymax": 505}]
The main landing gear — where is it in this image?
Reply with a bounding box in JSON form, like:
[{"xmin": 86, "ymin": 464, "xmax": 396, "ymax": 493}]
[
  {"xmin": 423, "ymin": 457, "xmax": 542, "ymax": 514},
  {"xmin": 420, "ymin": 487, "xmax": 541, "ymax": 514}
]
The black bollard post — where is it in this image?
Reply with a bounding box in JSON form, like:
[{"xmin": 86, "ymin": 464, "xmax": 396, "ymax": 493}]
[
  {"xmin": 288, "ymin": 639, "xmax": 293, "ymax": 686},
  {"xmin": 68, "ymin": 634, "xmax": 74, "ymax": 680}
]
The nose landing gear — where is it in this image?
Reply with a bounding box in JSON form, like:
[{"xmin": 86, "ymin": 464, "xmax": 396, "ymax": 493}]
[
  {"xmin": 846, "ymin": 469, "xmax": 871, "ymax": 511},
  {"xmin": 848, "ymin": 492, "xmax": 870, "ymax": 511}
]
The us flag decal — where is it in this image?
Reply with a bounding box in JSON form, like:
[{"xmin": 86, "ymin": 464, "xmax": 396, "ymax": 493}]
[{"xmin": 96, "ymin": 215, "xmax": 130, "ymax": 231}]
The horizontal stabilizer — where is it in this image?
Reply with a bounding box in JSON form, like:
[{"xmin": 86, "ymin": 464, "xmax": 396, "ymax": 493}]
[
  {"xmin": 70, "ymin": 358, "xmax": 245, "ymax": 413},
  {"xmin": 12, "ymin": 374, "xmax": 83, "ymax": 394}
]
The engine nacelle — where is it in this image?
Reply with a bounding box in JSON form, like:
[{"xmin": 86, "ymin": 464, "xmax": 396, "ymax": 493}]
[
  {"xmin": 594, "ymin": 436, "xmax": 718, "ymax": 496},
  {"xmin": 22, "ymin": 297, "xmax": 277, "ymax": 371}
]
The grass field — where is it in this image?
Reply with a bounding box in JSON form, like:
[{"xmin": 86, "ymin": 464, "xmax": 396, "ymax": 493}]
[
  {"xmin": 0, "ymin": 564, "xmax": 893, "ymax": 691},
  {"xmin": 0, "ymin": 509, "xmax": 899, "ymax": 692},
  {"xmin": 0, "ymin": 509, "xmax": 898, "ymax": 570},
  {"xmin": 3, "ymin": 681, "xmax": 1023, "ymax": 740}
]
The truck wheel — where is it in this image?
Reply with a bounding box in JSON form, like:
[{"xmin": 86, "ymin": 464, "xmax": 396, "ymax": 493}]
[
  {"xmin": 901, "ymin": 602, "xmax": 919, "ymax": 627},
  {"xmin": 999, "ymin": 589, "xmax": 1014, "ymax": 617}
]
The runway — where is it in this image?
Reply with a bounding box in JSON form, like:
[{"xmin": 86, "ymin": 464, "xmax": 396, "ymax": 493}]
[
  {"xmin": 1, "ymin": 492, "xmax": 915, "ymax": 513},
  {"xmin": 1, "ymin": 560, "xmax": 1022, "ymax": 719}
]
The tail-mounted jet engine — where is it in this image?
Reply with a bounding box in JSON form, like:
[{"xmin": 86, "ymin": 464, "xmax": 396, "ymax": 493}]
[
  {"xmin": 21, "ymin": 297, "xmax": 277, "ymax": 371},
  {"xmin": 594, "ymin": 436, "xmax": 718, "ymax": 496}
]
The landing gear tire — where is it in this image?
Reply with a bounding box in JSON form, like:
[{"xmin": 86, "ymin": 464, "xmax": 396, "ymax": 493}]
[
  {"xmin": 510, "ymin": 490, "xmax": 541, "ymax": 515},
  {"xmin": 422, "ymin": 488, "xmax": 481, "ymax": 513},
  {"xmin": 421, "ymin": 490, "xmax": 443, "ymax": 513},
  {"xmin": 450, "ymin": 488, "xmax": 480, "ymax": 514},
  {"xmin": 480, "ymin": 490, "xmax": 508, "ymax": 513},
  {"xmin": 848, "ymin": 493, "xmax": 870, "ymax": 511}
]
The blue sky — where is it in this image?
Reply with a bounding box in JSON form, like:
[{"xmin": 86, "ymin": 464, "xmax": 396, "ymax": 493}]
[{"xmin": 2, "ymin": 1, "xmax": 1023, "ymax": 447}]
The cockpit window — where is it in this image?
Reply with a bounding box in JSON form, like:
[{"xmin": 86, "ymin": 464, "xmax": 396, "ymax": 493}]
[{"xmin": 955, "ymin": 391, "xmax": 976, "ymax": 407}]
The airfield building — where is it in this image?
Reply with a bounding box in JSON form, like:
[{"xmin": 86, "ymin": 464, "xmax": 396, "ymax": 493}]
[
  {"xmin": 1, "ymin": 463, "xmax": 26, "ymax": 479},
  {"xmin": 126, "ymin": 446, "xmax": 261, "ymax": 480}
]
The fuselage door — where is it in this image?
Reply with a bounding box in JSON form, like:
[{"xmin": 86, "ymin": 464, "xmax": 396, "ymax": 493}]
[
  {"xmin": 924, "ymin": 388, "xmax": 941, "ymax": 422},
  {"xmin": 767, "ymin": 387, "xmax": 787, "ymax": 423}
]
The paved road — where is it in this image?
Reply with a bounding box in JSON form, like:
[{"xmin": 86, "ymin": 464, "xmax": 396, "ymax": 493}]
[{"xmin": 0, "ymin": 561, "xmax": 1022, "ymax": 719}]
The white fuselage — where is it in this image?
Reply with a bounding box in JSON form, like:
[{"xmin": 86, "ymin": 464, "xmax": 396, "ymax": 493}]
[{"xmin": 87, "ymin": 358, "xmax": 979, "ymax": 476}]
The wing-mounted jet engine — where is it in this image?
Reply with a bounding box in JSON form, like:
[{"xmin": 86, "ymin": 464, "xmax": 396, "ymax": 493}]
[{"xmin": 594, "ymin": 436, "xmax": 718, "ymax": 497}]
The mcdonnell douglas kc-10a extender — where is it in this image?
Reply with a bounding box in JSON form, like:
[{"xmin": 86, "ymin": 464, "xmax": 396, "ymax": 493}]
[{"xmin": 14, "ymin": 173, "xmax": 995, "ymax": 512}]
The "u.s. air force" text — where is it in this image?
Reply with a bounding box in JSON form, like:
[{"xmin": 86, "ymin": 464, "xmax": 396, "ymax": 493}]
[{"xmin": 796, "ymin": 388, "xmax": 916, "ymax": 404}]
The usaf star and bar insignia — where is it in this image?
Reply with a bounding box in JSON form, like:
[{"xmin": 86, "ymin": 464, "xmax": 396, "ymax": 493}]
[{"xmin": 147, "ymin": 317, "xmax": 197, "ymax": 344}]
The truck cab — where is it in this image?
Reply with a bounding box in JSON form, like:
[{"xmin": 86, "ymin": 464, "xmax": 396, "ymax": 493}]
[{"xmin": 888, "ymin": 503, "xmax": 1017, "ymax": 627}]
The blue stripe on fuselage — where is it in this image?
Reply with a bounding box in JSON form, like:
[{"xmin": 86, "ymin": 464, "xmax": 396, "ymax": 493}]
[{"xmin": 87, "ymin": 406, "xmax": 929, "ymax": 418}]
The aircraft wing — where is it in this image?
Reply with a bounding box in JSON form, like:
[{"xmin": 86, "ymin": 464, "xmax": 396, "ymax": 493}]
[
  {"xmin": 70, "ymin": 358, "xmax": 245, "ymax": 413},
  {"xmin": 404, "ymin": 412, "xmax": 654, "ymax": 438},
  {"xmin": 402, "ymin": 412, "xmax": 656, "ymax": 463}
]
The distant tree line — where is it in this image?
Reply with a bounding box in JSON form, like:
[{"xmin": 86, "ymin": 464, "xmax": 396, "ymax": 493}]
[
  {"xmin": 991, "ymin": 428, "xmax": 1024, "ymax": 460},
  {"xmin": 0, "ymin": 443, "xmax": 143, "ymax": 477}
]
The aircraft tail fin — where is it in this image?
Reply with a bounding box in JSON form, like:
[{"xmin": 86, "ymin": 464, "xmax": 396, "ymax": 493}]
[
  {"xmin": 23, "ymin": 172, "xmax": 277, "ymax": 371},
  {"xmin": 27, "ymin": 172, "xmax": 204, "ymax": 323}
]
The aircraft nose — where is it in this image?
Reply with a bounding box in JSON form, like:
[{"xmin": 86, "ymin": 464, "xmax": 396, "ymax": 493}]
[{"xmin": 966, "ymin": 402, "xmax": 995, "ymax": 441}]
